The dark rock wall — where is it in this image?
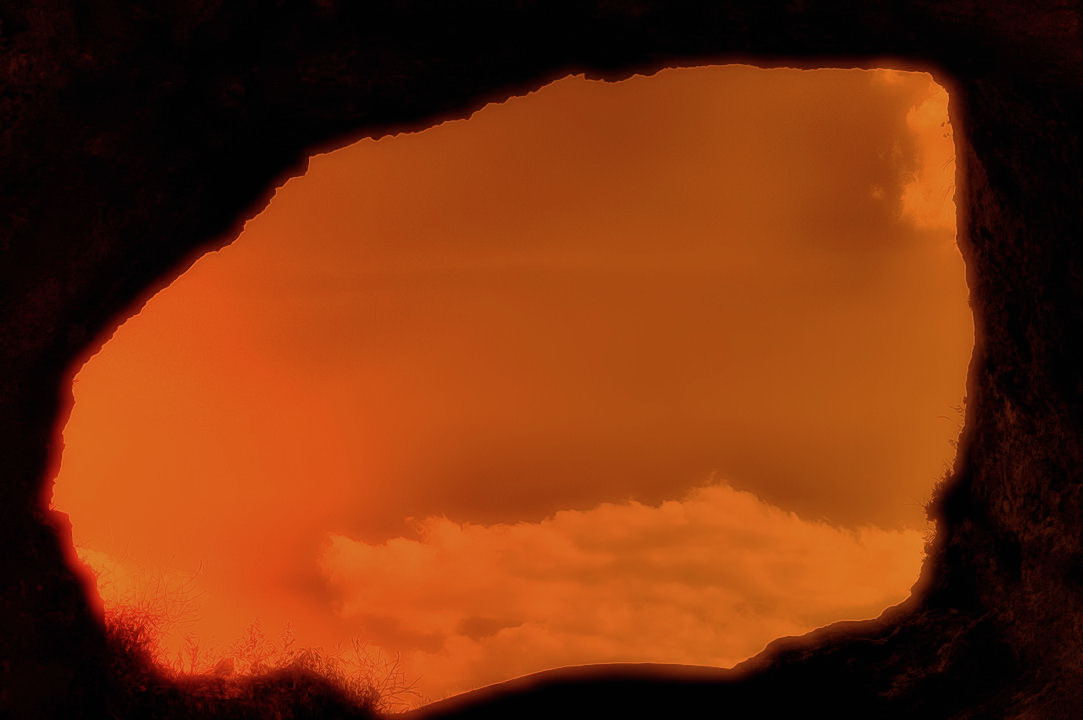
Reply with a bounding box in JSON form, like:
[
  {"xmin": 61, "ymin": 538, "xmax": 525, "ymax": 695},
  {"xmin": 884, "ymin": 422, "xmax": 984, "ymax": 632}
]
[
  {"xmin": 1, "ymin": 2, "xmax": 1080, "ymax": 717},
  {"xmin": 934, "ymin": 72, "xmax": 1083, "ymax": 680}
]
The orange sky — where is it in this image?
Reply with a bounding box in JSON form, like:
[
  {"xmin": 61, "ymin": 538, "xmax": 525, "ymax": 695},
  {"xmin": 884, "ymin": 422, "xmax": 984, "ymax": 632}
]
[{"xmin": 52, "ymin": 66, "xmax": 970, "ymax": 705}]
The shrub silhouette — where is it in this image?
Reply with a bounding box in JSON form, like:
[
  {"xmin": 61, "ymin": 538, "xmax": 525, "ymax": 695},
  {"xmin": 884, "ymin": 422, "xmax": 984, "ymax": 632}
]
[{"xmin": 100, "ymin": 603, "xmax": 418, "ymax": 718}]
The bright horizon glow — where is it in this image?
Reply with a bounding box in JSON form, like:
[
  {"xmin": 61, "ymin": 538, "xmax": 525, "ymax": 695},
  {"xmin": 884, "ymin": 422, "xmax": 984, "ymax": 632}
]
[{"xmin": 54, "ymin": 66, "xmax": 970, "ymax": 706}]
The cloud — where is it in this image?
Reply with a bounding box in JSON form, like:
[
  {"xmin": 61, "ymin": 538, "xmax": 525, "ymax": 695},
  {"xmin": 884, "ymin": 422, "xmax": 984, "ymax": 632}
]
[
  {"xmin": 879, "ymin": 73, "xmax": 955, "ymax": 231},
  {"xmin": 77, "ymin": 480, "xmax": 926, "ymax": 705},
  {"xmin": 319, "ymin": 481, "xmax": 925, "ymax": 701}
]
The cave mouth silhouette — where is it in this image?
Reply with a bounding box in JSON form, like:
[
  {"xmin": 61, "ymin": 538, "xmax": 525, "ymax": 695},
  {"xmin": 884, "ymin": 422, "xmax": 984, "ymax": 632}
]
[
  {"xmin": 6, "ymin": 3, "xmax": 1082, "ymax": 719},
  {"xmin": 52, "ymin": 65, "xmax": 970, "ymax": 708}
]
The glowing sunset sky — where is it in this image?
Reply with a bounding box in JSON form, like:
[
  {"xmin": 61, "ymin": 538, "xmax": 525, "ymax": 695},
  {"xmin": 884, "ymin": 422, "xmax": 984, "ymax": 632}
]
[{"xmin": 53, "ymin": 66, "xmax": 970, "ymax": 704}]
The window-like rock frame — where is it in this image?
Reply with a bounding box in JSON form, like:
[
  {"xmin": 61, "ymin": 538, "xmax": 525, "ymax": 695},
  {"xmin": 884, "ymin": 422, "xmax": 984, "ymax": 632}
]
[{"xmin": 1, "ymin": 2, "xmax": 1080, "ymax": 718}]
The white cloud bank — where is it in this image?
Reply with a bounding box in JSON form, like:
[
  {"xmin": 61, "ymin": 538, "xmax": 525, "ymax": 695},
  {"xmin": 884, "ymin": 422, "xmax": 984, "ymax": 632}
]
[{"xmin": 320, "ymin": 481, "xmax": 926, "ymax": 701}]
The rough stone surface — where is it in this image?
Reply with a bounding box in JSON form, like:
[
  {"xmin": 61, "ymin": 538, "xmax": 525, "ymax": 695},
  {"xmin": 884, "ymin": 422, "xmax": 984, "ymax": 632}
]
[{"xmin": 1, "ymin": 2, "xmax": 1081, "ymax": 718}]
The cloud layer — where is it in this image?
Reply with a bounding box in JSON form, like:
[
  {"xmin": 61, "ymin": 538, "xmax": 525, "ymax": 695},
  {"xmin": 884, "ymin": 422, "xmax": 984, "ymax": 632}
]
[
  {"xmin": 319, "ymin": 481, "xmax": 925, "ymax": 701},
  {"xmin": 81, "ymin": 481, "xmax": 924, "ymax": 703}
]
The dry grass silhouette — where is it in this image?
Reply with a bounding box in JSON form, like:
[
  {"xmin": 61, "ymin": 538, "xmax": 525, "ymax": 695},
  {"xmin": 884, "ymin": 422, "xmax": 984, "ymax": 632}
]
[
  {"xmin": 79, "ymin": 546, "xmax": 421, "ymax": 715},
  {"xmin": 97, "ymin": 579, "xmax": 419, "ymax": 718}
]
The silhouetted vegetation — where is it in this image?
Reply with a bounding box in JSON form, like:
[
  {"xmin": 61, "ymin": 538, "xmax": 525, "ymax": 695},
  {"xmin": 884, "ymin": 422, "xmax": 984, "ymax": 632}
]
[{"xmin": 100, "ymin": 604, "xmax": 418, "ymax": 719}]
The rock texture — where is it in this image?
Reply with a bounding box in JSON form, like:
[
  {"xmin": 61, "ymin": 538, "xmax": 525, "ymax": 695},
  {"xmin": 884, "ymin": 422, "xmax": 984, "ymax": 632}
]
[{"xmin": 1, "ymin": 2, "xmax": 1081, "ymax": 718}]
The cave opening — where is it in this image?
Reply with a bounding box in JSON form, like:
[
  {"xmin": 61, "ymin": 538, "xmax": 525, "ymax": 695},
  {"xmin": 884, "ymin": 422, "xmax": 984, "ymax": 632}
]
[{"xmin": 51, "ymin": 65, "xmax": 971, "ymax": 708}]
